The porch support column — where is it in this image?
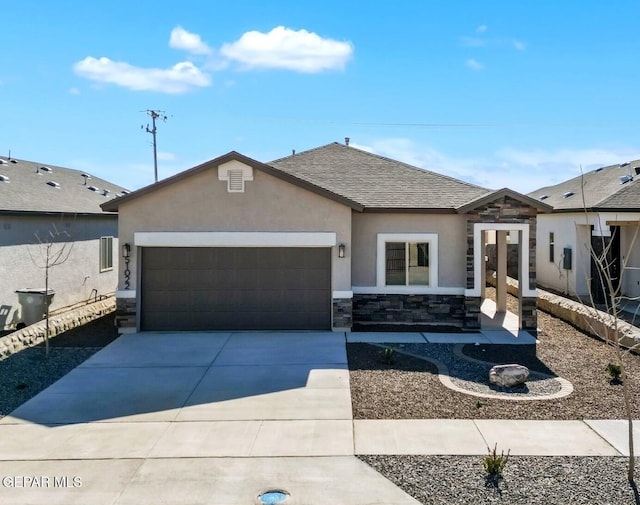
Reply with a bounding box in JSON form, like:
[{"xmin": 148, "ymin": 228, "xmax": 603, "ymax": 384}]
[
  {"xmin": 496, "ymin": 230, "xmax": 508, "ymax": 312},
  {"xmin": 480, "ymin": 230, "xmax": 487, "ymax": 299}
]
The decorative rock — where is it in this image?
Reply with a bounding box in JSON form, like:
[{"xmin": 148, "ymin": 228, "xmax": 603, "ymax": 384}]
[{"xmin": 489, "ymin": 364, "xmax": 530, "ymax": 387}]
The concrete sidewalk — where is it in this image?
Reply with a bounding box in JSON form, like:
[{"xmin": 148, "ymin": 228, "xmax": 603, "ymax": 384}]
[
  {"xmin": 354, "ymin": 419, "xmax": 639, "ymax": 456},
  {"xmin": 0, "ymin": 330, "xmax": 636, "ymax": 505}
]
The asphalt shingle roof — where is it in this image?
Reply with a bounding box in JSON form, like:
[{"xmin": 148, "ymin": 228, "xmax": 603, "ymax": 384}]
[
  {"xmin": 0, "ymin": 156, "xmax": 128, "ymax": 214},
  {"xmin": 527, "ymin": 160, "xmax": 640, "ymax": 211},
  {"xmin": 268, "ymin": 142, "xmax": 491, "ymax": 209}
]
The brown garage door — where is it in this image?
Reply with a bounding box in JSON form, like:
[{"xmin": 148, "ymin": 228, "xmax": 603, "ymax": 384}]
[{"xmin": 140, "ymin": 247, "xmax": 331, "ymax": 331}]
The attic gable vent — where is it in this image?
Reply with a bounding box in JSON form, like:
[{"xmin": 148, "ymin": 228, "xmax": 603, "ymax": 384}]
[
  {"xmin": 563, "ymin": 191, "xmax": 574, "ymax": 198},
  {"xmin": 539, "ymin": 195, "xmax": 548, "ymax": 200},
  {"xmin": 47, "ymin": 181, "xmax": 60, "ymax": 189},
  {"xmin": 218, "ymin": 159, "xmax": 254, "ymax": 193},
  {"xmin": 228, "ymin": 170, "xmax": 245, "ymax": 192},
  {"xmin": 0, "ymin": 174, "xmax": 9, "ymax": 182}
]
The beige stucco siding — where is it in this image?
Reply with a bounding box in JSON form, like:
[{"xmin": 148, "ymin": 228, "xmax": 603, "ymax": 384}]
[
  {"xmin": 351, "ymin": 212, "xmax": 467, "ymax": 288},
  {"xmin": 117, "ymin": 166, "xmax": 352, "ymax": 291}
]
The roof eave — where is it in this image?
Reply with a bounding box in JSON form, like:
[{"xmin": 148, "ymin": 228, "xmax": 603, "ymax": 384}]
[{"xmin": 361, "ymin": 207, "xmax": 458, "ymax": 214}]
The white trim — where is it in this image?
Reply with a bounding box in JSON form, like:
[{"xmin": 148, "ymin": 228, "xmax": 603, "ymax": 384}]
[
  {"xmin": 134, "ymin": 232, "xmax": 337, "ymax": 248},
  {"xmin": 465, "ymin": 223, "xmax": 537, "ymax": 298},
  {"xmin": 332, "ymin": 290, "xmax": 353, "ymax": 299},
  {"xmin": 352, "ymin": 286, "xmax": 465, "ymax": 295},
  {"xmin": 218, "ymin": 160, "xmax": 253, "ymax": 193},
  {"xmin": 116, "ymin": 290, "xmax": 136, "ymax": 299},
  {"xmin": 376, "ymin": 233, "xmax": 438, "ymax": 290}
]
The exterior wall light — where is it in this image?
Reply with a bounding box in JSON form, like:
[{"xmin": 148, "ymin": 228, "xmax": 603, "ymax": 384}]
[
  {"xmin": 338, "ymin": 243, "xmax": 346, "ymax": 258},
  {"xmin": 122, "ymin": 242, "xmax": 131, "ymax": 259}
]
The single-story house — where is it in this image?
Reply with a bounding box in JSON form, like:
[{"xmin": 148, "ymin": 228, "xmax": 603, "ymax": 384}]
[
  {"xmin": 102, "ymin": 142, "xmax": 550, "ymax": 333},
  {"xmin": 0, "ymin": 156, "xmax": 128, "ymax": 330},
  {"xmin": 528, "ymin": 160, "xmax": 640, "ymax": 304}
]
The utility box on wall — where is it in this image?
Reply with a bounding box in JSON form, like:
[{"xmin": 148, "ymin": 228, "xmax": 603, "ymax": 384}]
[{"xmin": 563, "ymin": 247, "xmax": 572, "ymax": 270}]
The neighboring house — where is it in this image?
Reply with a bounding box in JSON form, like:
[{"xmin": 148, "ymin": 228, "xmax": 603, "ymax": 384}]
[
  {"xmin": 0, "ymin": 156, "xmax": 128, "ymax": 330},
  {"xmin": 102, "ymin": 142, "xmax": 550, "ymax": 333},
  {"xmin": 528, "ymin": 160, "xmax": 640, "ymax": 303}
]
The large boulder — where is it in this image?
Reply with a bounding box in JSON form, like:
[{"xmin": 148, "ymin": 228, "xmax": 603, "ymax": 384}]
[{"xmin": 489, "ymin": 364, "xmax": 530, "ymax": 387}]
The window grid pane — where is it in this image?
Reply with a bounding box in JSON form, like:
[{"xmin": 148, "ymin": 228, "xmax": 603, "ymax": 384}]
[
  {"xmin": 385, "ymin": 242, "xmax": 406, "ymax": 285},
  {"xmin": 408, "ymin": 242, "xmax": 429, "ymax": 285},
  {"xmin": 100, "ymin": 236, "xmax": 113, "ymax": 271}
]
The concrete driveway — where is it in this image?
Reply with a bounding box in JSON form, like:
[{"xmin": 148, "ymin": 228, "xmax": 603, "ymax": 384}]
[{"xmin": 0, "ymin": 331, "xmax": 419, "ymax": 505}]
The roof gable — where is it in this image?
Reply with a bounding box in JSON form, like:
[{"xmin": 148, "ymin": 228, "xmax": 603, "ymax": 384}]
[
  {"xmin": 456, "ymin": 188, "xmax": 553, "ymax": 214},
  {"xmin": 101, "ymin": 151, "xmax": 363, "ymax": 212}
]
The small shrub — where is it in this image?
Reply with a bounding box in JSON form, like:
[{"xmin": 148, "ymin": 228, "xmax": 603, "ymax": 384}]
[
  {"xmin": 379, "ymin": 347, "xmax": 395, "ymax": 365},
  {"xmin": 606, "ymin": 363, "xmax": 622, "ymax": 382},
  {"xmin": 483, "ymin": 444, "xmax": 510, "ymax": 480},
  {"xmin": 475, "ymin": 399, "xmax": 484, "ymax": 409}
]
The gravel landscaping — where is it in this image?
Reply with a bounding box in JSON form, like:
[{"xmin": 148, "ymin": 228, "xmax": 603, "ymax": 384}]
[
  {"xmin": 0, "ymin": 314, "xmax": 118, "ymax": 419},
  {"xmin": 360, "ymin": 455, "xmax": 640, "ymax": 505},
  {"xmin": 350, "ymin": 289, "xmax": 640, "ymax": 504},
  {"xmin": 348, "ymin": 288, "xmax": 640, "ymax": 420}
]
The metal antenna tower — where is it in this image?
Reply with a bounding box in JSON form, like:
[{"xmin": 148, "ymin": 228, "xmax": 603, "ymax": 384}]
[{"xmin": 141, "ymin": 109, "xmax": 168, "ymax": 182}]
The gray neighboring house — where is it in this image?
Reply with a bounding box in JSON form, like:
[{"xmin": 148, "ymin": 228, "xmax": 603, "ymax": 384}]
[
  {"xmin": 103, "ymin": 142, "xmax": 550, "ymax": 333},
  {"xmin": 0, "ymin": 156, "xmax": 128, "ymax": 330},
  {"xmin": 528, "ymin": 160, "xmax": 640, "ymax": 303}
]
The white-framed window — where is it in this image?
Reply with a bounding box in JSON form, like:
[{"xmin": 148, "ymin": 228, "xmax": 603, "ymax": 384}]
[
  {"xmin": 100, "ymin": 236, "xmax": 114, "ymax": 272},
  {"xmin": 377, "ymin": 233, "xmax": 438, "ymax": 289}
]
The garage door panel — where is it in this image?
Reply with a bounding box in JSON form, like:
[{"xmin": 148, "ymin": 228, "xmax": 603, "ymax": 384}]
[
  {"xmin": 213, "ymin": 269, "xmax": 236, "ymax": 289},
  {"xmin": 141, "ymin": 247, "xmax": 330, "ymax": 331}
]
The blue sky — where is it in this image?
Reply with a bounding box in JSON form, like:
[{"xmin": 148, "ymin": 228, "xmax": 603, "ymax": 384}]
[{"xmin": 2, "ymin": 1, "xmax": 640, "ymax": 193}]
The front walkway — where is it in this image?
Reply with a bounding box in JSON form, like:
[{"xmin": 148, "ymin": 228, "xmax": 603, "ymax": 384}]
[{"xmin": 0, "ymin": 331, "xmax": 637, "ymax": 504}]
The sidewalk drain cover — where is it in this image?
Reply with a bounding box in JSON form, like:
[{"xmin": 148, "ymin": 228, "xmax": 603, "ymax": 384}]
[{"xmin": 258, "ymin": 490, "xmax": 289, "ymax": 504}]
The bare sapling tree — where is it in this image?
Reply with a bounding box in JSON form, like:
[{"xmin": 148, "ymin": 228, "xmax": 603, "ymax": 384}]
[
  {"xmin": 579, "ymin": 170, "xmax": 640, "ymax": 483},
  {"xmin": 27, "ymin": 225, "xmax": 74, "ymax": 356},
  {"xmin": 585, "ymin": 223, "xmax": 640, "ymax": 484}
]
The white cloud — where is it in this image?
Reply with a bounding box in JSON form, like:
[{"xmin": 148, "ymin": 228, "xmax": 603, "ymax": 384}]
[
  {"xmin": 73, "ymin": 56, "xmax": 211, "ymax": 94},
  {"xmin": 467, "ymin": 59, "xmax": 484, "ymax": 70},
  {"xmin": 220, "ymin": 26, "xmax": 353, "ymax": 73},
  {"xmin": 69, "ymin": 87, "xmax": 80, "ymax": 95},
  {"xmin": 350, "ymin": 138, "xmax": 640, "ymax": 194},
  {"xmin": 513, "ymin": 40, "xmax": 526, "ymax": 51},
  {"xmin": 169, "ymin": 26, "xmax": 212, "ymax": 55},
  {"xmin": 476, "ymin": 25, "xmax": 488, "ymax": 33}
]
